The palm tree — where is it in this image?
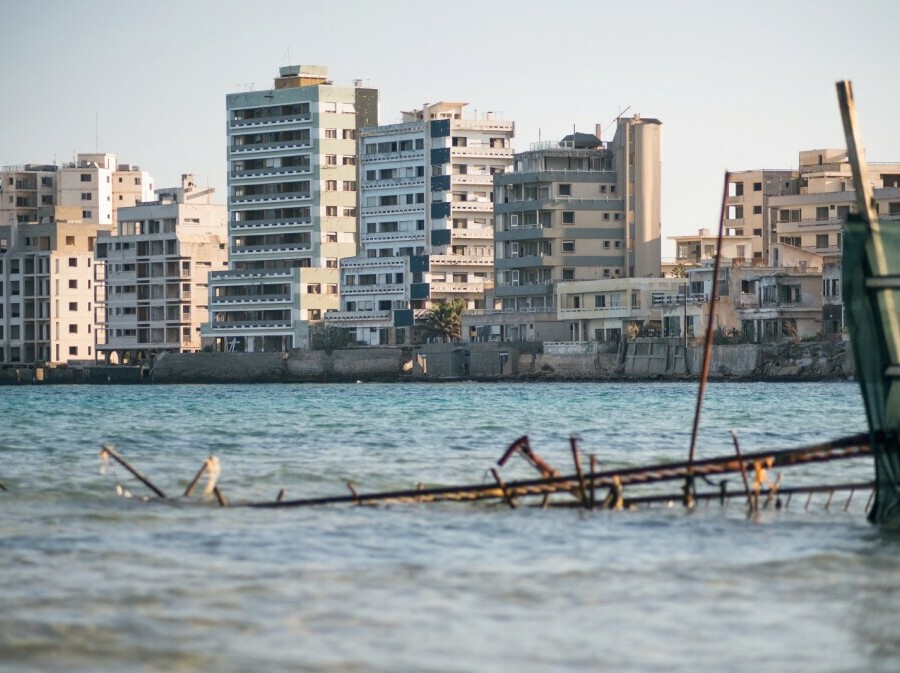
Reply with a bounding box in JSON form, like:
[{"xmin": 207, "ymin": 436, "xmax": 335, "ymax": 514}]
[{"xmin": 421, "ymin": 299, "xmax": 465, "ymax": 343}]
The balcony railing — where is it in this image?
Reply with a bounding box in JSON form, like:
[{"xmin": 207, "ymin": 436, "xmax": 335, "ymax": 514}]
[
  {"xmin": 211, "ymin": 293, "xmax": 291, "ymax": 305},
  {"xmin": 325, "ymin": 309, "xmax": 392, "ymax": 322}
]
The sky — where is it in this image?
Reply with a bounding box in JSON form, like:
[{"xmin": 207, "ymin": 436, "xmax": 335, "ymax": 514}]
[{"xmin": 2, "ymin": 0, "xmax": 899, "ymax": 258}]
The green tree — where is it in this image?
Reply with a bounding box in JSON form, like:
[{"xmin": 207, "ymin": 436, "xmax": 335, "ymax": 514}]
[{"xmin": 421, "ymin": 299, "xmax": 465, "ymax": 343}]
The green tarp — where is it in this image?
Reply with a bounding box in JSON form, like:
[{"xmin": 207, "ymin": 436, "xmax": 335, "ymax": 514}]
[{"xmin": 843, "ymin": 215, "xmax": 900, "ymax": 523}]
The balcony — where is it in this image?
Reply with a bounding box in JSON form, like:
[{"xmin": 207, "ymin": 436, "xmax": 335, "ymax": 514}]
[
  {"xmin": 211, "ymin": 293, "xmax": 291, "ymax": 305},
  {"xmin": 229, "ymin": 191, "xmax": 311, "ymax": 205},
  {"xmin": 430, "ymin": 254, "xmax": 493, "ymax": 267},
  {"xmin": 229, "ymin": 113, "xmax": 313, "ymax": 128},
  {"xmin": 230, "ymin": 217, "xmax": 312, "ymax": 231},
  {"xmin": 449, "ymin": 228, "xmax": 493, "ymax": 240},
  {"xmin": 430, "ymin": 281, "xmax": 486, "ymax": 294},
  {"xmin": 230, "ymin": 244, "xmax": 311, "ymax": 255},
  {"xmin": 230, "ymin": 166, "xmax": 312, "ymax": 180},
  {"xmin": 229, "ymin": 140, "xmax": 312, "ymax": 154},
  {"xmin": 450, "ymin": 146, "xmax": 515, "ymax": 160},
  {"xmin": 341, "ymin": 283, "xmax": 406, "ymax": 295},
  {"xmin": 209, "ymin": 319, "xmax": 293, "ymax": 330},
  {"xmin": 360, "ymin": 231, "xmax": 424, "ymax": 245},
  {"xmin": 558, "ymin": 305, "xmax": 632, "ymax": 319},
  {"xmin": 325, "ymin": 309, "xmax": 392, "ymax": 323}
]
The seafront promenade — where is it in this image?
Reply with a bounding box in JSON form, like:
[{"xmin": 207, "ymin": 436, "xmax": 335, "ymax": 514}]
[{"xmin": 0, "ymin": 339, "xmax": 854, "ymax": 385}]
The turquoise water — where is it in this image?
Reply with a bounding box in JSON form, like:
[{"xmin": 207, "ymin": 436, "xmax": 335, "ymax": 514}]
[{"xmin": 1, "ymin": 382, "xmax": 898, "ymax": 672}]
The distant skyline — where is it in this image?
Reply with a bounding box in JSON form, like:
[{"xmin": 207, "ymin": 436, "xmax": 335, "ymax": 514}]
[{"xmin": 2, "ymin": 0, "xmax": 899, "ymax": 257}]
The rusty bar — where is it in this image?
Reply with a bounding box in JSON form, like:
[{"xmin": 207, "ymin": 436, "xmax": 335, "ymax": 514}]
[
  {"xmin": 99, "ymin": 444, "xmax": 166, "ymax": 498},
  {"xmin": 496, "ymin": 436, "xmax": 529, "ymax": 467},
  {"xmin": 866, "ymin": 489, "xmax": 876, "ymax": 514},
  {"xmin": 687, "ymin": 172, "xmax": 732, "ymax": 476},
  {"xmin": 491, "ymin": 468, "xmax": 517, "ymax": 509},
  {"xmin": 570, "ymin": 436, "xmax": 589, "ymax": 509},
  {"xmin": 213, "ymin": 485, "xmax": 227, "ymax": 507},
  {"xmin": 805, "ymin": 492, "xmax": 813, "ymax": 510},
  {"xmin": 825, "ymin": 490, "xmax": 834, "ymax": 510},
  {"xmin": 844, "ymin": 488, "xmax": 855, "ymax": 511},
  {"xmin": 730, "ymin": 430, "xmax": 753, "ymax": 509},
  {"xmin": 346, "ymin": 481, "xmax": 360, "ymax": 505},
  {"xmin": 183, "ymin": 460, "xmax": 210, "ymax": 497},
  {"xmin": 276, "ymin": 488, "xmax": 286, "ymax": 503},
  {"xmin": 251, "ymin": 433, "xmax": 871, "ymax": 509},
  {"xmin": 589, "ymin": 454, "xmax": 598, "ymax": 510}
]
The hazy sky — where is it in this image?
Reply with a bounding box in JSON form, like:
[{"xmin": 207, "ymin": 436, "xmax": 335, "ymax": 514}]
[{"xmin": 2, "ymin": 0, "xmax": 898, "ymax": 257}]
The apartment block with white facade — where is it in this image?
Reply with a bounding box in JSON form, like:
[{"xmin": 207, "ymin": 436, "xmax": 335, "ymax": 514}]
[
  {"xmin": 0, "ymin": 154, "xmax": 154, "ymax": 365},
  {"xmin": 327, "ymin": 102, "xmax": 514, "ymax": 346},
  {"xmin": 94, "ymin": 175, "xmax": 228, "ymax": 363},
  {"xmin": 204, "ymin": 65, "xmax": 377, "ymax": 352}
]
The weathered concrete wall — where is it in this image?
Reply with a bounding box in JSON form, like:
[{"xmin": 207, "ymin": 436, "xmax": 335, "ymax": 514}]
[
  {"xmin": 151, "ymin": 349, "xmax": 406, "ymax": 384},
  {"xmin": 2, "ymin": 340, "xmax": 857, "ymax": 386}
]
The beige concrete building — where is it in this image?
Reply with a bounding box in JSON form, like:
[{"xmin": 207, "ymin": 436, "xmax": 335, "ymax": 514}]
[
  {"xmin": 204, "ymin": 65, "xmax": 378, "ymax": 352},
  {"xmin": 0, "ymin": 155, "xmax": 154, "ymax": 365},
  {"xmin": 467, "ymin": 115, "xmax": 662, "ymax": 342},
  {"xmin": 94, "ymin": 175, "xmax": 228, "ymax": 363}
]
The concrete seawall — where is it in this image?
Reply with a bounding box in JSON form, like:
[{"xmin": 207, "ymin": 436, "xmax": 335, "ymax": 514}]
[{"xmin": 1, "ymin": 340, "xmax": 856, "ymax": 385}]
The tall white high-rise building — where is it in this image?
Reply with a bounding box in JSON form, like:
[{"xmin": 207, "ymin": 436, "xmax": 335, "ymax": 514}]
[
  {"xmin": 204, "ymin": 65, "xmax": 378, "ymax": 352},
  {"xmin": 327, "ymin": 102, "xmax": 514, "ymax": 346}
]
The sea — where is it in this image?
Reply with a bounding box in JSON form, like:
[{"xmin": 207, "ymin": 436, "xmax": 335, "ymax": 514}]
[{"xmin": 1, "ymin": 381, "xmax": 898, "ymax": 673}]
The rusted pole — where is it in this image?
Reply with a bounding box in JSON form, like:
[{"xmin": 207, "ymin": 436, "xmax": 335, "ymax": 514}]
[
  {"xmin": 491, "ymin": 468, "xmax": 517, "ymax": 509},
  {"xmin": 730, "ymin": 430, "xmax": 753, "ymax": 509},
  {"xmin": 184, "ymin": 460, "xmax": 210, "ymax": 497},
  {"xmin": 685, "ymin": 172, "xmax": 731, "ymax": 504},
  {"xmin": 99, "ymin": 444, "xmax": 166, "ymax": 498},
  {"xmin": 213, "ymin": 485, "xmax": 227, "ymax": 507},
  {"xmin": 589, "ymin": 454, "xmax": 598, "ymax": 510},
  {"xmin": 346, "ymin": 481, "xmax": 360, "ymax": 505},
  {"xmin": 570, "ymin": 436, "xmax": 589, "ymax": 508},
  {"xmin": 276, "ymin": 488, "xmax": 286, "ymax": 503},
  {"xmin": 844, "ymin": 489, "xmax": 855, "ymax": 512}
]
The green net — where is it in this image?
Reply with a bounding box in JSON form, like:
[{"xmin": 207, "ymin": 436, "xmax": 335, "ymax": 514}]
[{"xmin": 843, "ymin": 215, "xmax": 900, "ymax": 523}]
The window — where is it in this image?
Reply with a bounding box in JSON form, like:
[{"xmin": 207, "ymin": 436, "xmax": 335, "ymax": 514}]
[
  {"xmin": 68, "ymin": 302, "xmax": 78, "ymax": 311},
  {"xmin": 780, "ymin": 236, "xmax": 802, "ymax": 247},
  {"xmin": 753, "ymin": 182, "xmax": 762, "ymax": 192},
  {"xmin": 816, "ymin": 234, "xmax": 829, "ymax": 248},
  {"xmin": 729, "ymin": 182, "xmax": 744, "ymax": 197},
  {"xmin": 562, "ymin": 211, "xmax": 575, "ymax": 225},
  {"xmin": 753, "ymin": 228, "xmax": 763, "ymax": 236},
  {"xmin": 135, "ymin": 177, "xmax": 142, "ymax": 185},
  {"xmin": 342, "ymin": 129, "xmax": 355, "ymax": 140},
  {"xmin": 816, "ymin": 206, "xmax": 829, "ymax": 220},
  {"xmin": 325, "ymin": 180, "xmax": 337, "ymax": 191},
  {"xmin": 69, "ymin": 279, "xmax": 78, "ymax": 289},
  {"xmin": 69, "ymin": 346, "xmax": 78, "ymax": 356},
  {"xmin": 603, "ymin": 213, "xmax": 610, "ymax": 221},
  {"xmin": 562, "ymin": 239, "xmax": 575, "ymax": 253},
  {"xmin": 342, "ymin": 181, "xmax": 356, "ymax": 191},
  {"xmin": 325, "ymin": 155, "xmax": 337, "ymax": 166},
  {"xmin": 68, "ymin": 257, "xmax": 78, "ymax": 267},
  {"xmin": 325, "ymin": 206, "xmax": 338, "ymax": 216},
  {"xmin": 326, "ymin": 258, "xmax": 338, "ymax": 268},
  {"xmin": 68, "ymin": 324, "xmax": 78, "ymax": 334},
  {"xmin": 603, "ymin": 240, "xmax": 610, "ymax": 249},
  {"xmin": 325, "ymin": 232, "xmax": 338, "ymax": 243},
  {"xmin": 81, "ymin": 192, "xmax": 92, "ymax": 201},
  {"xmin": 325, "ymin": 129, "xmax": 338, "ymax": 139},
  {"xmin": 65, "ymin": 236, "xmax": 75, "ymax": 245},
  {"xmin": 558, "ymin": 184, "xmax": 572, "ymax": 196},
  {"xmin": 342, "ymin": 156, "xmax": 356, "ymax": 166},
  {"xmin": 82, "ymin": 210, "xmax": 91, "ymax": 219},
  {"xmin": 753, "ymin": 205, "xmax": 762, "ymax": 215},
  {"xmin": 80, "ymin": 174, "xmax": 91, "ymax": 182},
  {"xmin": 594, "ymin": 295, "xmax": 606, "ymax": 308},
  {"xmin": 562, "ymin": 268, "xmax": 575, "ymax": 280}
]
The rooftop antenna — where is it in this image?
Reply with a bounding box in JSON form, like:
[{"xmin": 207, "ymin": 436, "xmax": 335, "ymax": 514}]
[
  {"xmin": 281, "ymin": 47, "xmax": 291, "ymax": 66},
  {"xmin": 601, "ymin": 105, "xmax": 631, "ymax": 135}
]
